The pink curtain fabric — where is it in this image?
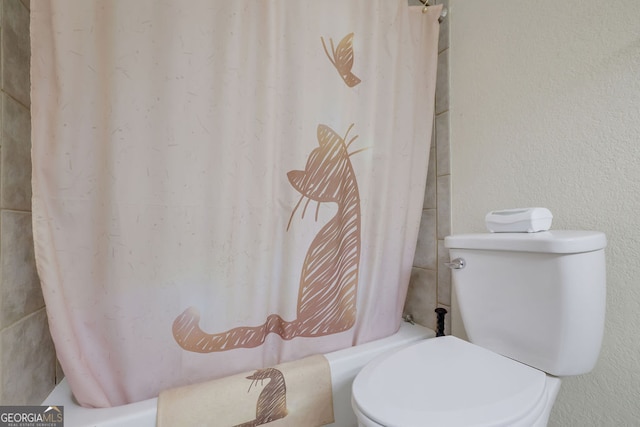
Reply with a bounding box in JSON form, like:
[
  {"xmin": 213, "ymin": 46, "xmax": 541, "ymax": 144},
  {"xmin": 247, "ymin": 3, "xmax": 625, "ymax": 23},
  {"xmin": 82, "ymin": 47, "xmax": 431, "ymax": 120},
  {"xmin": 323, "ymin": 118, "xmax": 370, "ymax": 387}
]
[{"xmin": 31, "ymin": 0, "xmax": 441, "ymax": 407}]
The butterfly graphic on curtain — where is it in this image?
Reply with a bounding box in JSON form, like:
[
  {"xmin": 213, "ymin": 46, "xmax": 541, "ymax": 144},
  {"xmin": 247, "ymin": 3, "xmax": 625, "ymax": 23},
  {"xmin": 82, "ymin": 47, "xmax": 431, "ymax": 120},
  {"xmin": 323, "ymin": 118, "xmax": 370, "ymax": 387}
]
[{"xmin": 321, "ymin": 33, "xmax": 362, "ymax": 88}]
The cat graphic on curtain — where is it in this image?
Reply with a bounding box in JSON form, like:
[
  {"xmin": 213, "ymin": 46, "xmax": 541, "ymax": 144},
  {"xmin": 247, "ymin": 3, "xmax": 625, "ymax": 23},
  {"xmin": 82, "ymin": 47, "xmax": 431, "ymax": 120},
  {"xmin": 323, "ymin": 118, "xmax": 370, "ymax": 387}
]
[{"xmin": 173, "ymin": 123, "xmax": 366, "ymax": 352}]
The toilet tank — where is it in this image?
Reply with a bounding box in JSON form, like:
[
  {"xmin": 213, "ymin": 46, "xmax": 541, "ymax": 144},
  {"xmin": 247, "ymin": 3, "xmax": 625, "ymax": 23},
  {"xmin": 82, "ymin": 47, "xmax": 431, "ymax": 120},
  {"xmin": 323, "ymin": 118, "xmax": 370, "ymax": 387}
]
[{"xmin": 445, "ymin": 231, "xmax": 606, "ymax": 377}]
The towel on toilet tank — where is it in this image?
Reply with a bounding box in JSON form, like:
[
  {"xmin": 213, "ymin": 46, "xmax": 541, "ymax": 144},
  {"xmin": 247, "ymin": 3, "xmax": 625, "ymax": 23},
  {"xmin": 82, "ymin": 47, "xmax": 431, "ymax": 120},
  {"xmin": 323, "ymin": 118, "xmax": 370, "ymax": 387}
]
[{"xmin": 156, "ymin": 354, "xmax": 334, "ymax": 427}]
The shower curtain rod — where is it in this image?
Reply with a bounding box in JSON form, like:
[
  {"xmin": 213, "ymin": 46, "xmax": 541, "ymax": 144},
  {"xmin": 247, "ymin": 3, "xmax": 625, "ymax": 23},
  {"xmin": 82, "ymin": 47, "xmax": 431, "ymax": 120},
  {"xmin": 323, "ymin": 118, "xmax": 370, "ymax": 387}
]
[{"xmin": 419, "ymin": 0, "xmax": 448, "ymax": 23}]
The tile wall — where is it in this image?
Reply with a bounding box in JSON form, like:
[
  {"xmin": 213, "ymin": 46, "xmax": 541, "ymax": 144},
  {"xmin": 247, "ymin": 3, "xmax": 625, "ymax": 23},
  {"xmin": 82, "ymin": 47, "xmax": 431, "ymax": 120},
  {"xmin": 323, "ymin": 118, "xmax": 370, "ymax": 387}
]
[
  {"xmin": 0, "ymin": 0, "xmax": 57, "ymax": 405},
  {"xmin": 403, "ymin": 0, "xmax": 451, "ymax": 334}
]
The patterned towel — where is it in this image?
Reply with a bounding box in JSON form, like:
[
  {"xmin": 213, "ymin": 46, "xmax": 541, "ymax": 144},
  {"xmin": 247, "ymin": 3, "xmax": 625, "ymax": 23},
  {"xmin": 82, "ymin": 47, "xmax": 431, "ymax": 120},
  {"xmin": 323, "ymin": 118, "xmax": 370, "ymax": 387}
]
[{"xmin": 157, "ymin": 354, "xmax": 334, "ymax": 427}]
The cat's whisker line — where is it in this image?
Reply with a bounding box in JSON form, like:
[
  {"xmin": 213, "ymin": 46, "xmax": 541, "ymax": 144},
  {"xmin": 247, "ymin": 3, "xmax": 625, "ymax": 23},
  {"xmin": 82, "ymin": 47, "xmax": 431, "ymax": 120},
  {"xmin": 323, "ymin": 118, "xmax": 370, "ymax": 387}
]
[
  {"xmin": 287, "ymin": 194, "xmax": 305, "ymax": 231},
  {"xmin": 349, "ymin": 146, "xmax": 370, "ymax": 157},
  {"xmin": 301, "ymin": 197, "xmax": 312, "ymax": 220},
  {"xmin": 343, "ymin": 123, "xmax": 355, "ymax": 144},
  {"xmin": 346, "ymin": 134, "xmax": 359, "ymax": 149}
]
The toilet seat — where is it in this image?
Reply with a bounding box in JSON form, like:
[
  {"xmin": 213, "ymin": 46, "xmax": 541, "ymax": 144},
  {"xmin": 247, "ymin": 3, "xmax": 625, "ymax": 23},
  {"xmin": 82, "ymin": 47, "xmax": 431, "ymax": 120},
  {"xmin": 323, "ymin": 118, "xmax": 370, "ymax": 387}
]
[{"xmin": 352, "ymin": 336, "xmax": 548, "ymax": 427}]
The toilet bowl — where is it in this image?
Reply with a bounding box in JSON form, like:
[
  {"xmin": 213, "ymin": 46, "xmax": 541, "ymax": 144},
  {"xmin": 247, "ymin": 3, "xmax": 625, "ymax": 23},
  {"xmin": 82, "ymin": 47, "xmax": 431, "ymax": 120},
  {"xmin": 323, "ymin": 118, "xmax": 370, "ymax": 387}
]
[
  {"xmin": 351, "ymin": 230, "xmax": 605, "ymax": 427},
  {"xmin": 351, "ymin": 336, "xmax": 561, "ymax": 427}
]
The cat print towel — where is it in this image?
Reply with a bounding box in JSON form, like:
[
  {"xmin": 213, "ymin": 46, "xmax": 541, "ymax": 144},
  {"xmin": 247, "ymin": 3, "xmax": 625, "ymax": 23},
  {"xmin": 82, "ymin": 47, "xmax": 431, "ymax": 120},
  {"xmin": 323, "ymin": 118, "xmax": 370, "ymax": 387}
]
[{"xmin": 156, "ymin": 355, "xmax": 334, "ymax": 427}]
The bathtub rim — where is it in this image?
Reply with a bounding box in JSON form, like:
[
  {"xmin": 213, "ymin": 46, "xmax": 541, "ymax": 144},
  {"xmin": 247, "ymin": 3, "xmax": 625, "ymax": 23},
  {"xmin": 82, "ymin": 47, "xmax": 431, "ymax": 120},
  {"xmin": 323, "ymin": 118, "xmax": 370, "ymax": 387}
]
[{"xmin": 43, "ymin": 322, "xmax": 435, "ymax": 427}]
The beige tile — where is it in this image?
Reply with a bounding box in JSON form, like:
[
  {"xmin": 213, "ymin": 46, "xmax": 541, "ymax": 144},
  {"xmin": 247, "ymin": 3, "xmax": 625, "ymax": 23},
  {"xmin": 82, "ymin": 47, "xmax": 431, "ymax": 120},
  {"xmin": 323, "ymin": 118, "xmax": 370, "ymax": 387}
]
[
  {"xmin": 2, "ymin": 0, "xmax": 31, "ymax": 107},
  {"xmin": 403, "ymin": 267, "xmax": 437, "ymax": 330},
  {"xmin": 0, "ymin": 210, "xmax": 44, "ymax": 329},
  {"xmin": 413, "ymin": 209, "xmax": 437, "ymax": 270},
  {"xmin": 0, "ymin": 309, "xmax": 56, "ymax": 405},
  {"xmin": 435, "ymin": 49, "xmax": 449, "ymax": 115},
  {"xmin": 437, "ymin": 239, "xmax": 451, "ymax": 306},
  {"xmin": 436, "ymin": 111, "xmax": 450, "ymax": 176},
  {"xmin": 423, "ymin": 143, "xmax": 436, "ymax": 209},
  {"xmin": 55, "ymin": 358, "xmax": 65, "ymax": 385},
  {"xmin": 1, "ymin": 94, "xmax": 32, "ymax": 211},
  {"xmin": 436, "ymin": 175, "xmax": 451, "ymax": 239}
]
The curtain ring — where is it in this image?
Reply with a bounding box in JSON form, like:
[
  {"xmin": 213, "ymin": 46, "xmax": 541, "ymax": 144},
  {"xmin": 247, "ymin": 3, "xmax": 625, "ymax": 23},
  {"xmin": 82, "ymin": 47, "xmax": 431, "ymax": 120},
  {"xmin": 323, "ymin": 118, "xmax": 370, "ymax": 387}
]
[
  {"xmin": 419, "ymin": 0, "xmax": 448, "ymax": 22},
  {"xmin": 419, "ymin": 0, "xmax": 430, "ymax": 14}
]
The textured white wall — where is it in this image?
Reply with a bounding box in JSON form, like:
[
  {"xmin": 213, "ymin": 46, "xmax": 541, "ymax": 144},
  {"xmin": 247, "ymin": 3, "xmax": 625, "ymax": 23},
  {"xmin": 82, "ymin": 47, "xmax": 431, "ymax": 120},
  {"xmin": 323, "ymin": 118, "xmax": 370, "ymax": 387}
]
[{"xmin": 449, "ymin": 0, "xmax": 640, "ymax": 425}]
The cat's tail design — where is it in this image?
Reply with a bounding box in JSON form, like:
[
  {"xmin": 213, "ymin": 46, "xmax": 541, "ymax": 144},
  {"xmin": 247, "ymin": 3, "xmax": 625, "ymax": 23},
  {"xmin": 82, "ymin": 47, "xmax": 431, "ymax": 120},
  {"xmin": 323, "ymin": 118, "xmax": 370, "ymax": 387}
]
[{"xmin": 172, "ymin": 307, "xmax": 300, "ymax": 353}]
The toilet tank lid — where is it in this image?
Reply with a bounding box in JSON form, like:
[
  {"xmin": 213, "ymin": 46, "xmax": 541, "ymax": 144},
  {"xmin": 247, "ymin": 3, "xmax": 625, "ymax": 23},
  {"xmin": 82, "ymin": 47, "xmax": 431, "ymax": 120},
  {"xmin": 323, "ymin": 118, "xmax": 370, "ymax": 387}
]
[{"xmin": 445, "ymin": 230, "xmax": 606, "ymax": 253}]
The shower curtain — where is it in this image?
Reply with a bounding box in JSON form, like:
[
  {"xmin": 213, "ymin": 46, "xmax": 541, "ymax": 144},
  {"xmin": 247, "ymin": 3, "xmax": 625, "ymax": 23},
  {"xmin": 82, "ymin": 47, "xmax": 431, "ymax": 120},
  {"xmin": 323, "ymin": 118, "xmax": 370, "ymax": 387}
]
[{"xmin": 31, "ymin": 0, "xmax": 441, "ymax": 407}]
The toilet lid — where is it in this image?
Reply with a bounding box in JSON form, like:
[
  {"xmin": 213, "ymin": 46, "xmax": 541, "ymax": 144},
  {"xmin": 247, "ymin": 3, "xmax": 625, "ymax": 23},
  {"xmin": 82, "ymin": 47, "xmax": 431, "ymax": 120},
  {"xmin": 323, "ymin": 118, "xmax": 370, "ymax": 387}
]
[{"xmin": 352, "ymin": 336, "xmax": 547, "ymax": 427}]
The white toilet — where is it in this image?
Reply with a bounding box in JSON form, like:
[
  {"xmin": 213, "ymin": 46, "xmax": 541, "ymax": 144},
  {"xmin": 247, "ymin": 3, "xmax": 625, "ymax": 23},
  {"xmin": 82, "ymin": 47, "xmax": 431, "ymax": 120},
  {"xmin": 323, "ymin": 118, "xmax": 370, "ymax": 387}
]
[{"xmin": 352, "ymin": 230, "xmax": 606, "ymax": 427}]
